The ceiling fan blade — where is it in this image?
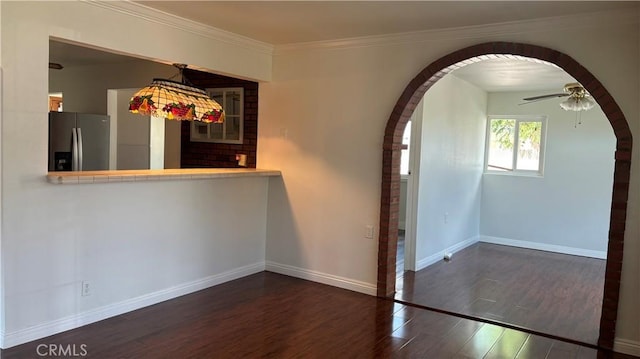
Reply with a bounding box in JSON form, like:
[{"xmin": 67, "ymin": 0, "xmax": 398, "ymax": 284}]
[
  {"xmin": 522, "ymin": 93, "xmax": 568, "ymax": 101},
  {"xmin": 518, "ymin": 96, "xmax": 565, "ymax": 106}
]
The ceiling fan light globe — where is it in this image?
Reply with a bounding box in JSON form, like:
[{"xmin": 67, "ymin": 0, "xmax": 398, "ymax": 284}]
[
  {"xmin": 559, "ymin": 96, "xmax": 595, "ymax": 112},
  {"xmin": 582, "ymin": 97, "xmax": 596, "ymax": 110},
  {"xmin": 560, "ymin": 98, "xmax": 579, "ymax": 111}
]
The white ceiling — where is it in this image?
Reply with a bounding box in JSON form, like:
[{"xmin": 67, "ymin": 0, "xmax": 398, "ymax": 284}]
[
  {"xmin": 135, "ymin": 1, "xmax": 637, "ymax": 45},
  {"xmin": 451, "ymin": 59, "xmax": 575, "ymax": 93},
  {"xmin": 51, "ymin": 1, "xmax": 631, "ymax": 92}
]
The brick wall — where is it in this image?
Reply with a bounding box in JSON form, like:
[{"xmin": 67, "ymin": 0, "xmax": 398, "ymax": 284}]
[{"xmin": 180, "ymin": 69, "xmax": 258, "ymax": 168}]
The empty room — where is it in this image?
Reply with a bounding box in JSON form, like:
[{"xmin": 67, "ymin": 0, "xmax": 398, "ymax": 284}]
[
  {"xmin": 395, "ymin": 57, "xmax": 614, "ymax": 345},
  {"xmin": 1, "ymin": 1, "xmax": 638, "ymax": 358}
]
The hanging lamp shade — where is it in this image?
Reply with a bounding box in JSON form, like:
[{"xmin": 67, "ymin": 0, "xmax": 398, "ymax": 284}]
[{"xmin": 129, "ymin": 78, "xmax": 225, "ymax": 123}]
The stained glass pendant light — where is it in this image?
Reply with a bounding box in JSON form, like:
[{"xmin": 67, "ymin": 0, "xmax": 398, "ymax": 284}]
[{"xmin": 128, "ymin": 64, "xmax": 225, "ymax": 123}]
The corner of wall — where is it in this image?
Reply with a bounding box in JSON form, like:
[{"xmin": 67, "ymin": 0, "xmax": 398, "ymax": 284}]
[
  {"xmin": 265, "ymin": 261, "xmax": 377, "ymax": 296},
  {"xmin": 415, "ymin": 235, "xmax": 479, "ymax": 271}
]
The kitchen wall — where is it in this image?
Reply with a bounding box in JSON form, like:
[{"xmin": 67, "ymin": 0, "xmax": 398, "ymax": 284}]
[
  {"xmin": 259, "ymin": 9, "xmax": 639, "ymax": 348},
  {"xmin": 51, "ymin": 58, "xmax": 175, "ymax": 170},
  {"xmin": 50, "ymin": 51, "xmax": 259, "ymax": 170},
  {"xmin": 413, "ymin": 75, "xmax": 486, "ymax": 269},
  {"xmin": 180, "ymin": 69, "xmax": 259, "ymax": 168},
  {"xmin": 481, "ymin": 90, "xmax": 615, "ymax": 256},
  {"xmin": 1, "ymin": 1, "xmax": 272, "ymax": 347},
  {"xmin": 49, "ymin": 59, "xmax": 175, "ymax": 115}
]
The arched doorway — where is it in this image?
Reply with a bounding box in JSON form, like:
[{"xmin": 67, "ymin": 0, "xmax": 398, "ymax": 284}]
[{"xmin": 377, "ymin": 42, "xmax": 632, "ymax": 349}]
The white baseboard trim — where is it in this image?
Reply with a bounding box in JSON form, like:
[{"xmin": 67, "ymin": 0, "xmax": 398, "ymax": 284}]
[
  {"xmin": 265, "ymin": 261, "xmax": 377, "ymax": 296},
  {"xmin": 614, "ymin": 338, "xmax": 640, "ymax": 356},
  {"xmin": 2, "ymin": 262, "xmax": 265, "ymax": 349},
  {"xmin": 416, "ymin": 235, "xmax": 479, "ymax": 271},
  {"xmin": 479, "ymin": 235, "xmax": 607, "ymax": 259}
]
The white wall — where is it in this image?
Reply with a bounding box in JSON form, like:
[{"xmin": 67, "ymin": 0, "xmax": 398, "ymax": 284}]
[
  {"xmin": 115, "ymin": 88, "xmax": 150, "ymax": 170},
  {"xmin": 1, "ymin": 1, "xmax": 272, "ymax": 347},
  {"xmin": 49, "ymin": 59, "xmax": 175, "ymax": 115},
  {"xmin": 481, "ymin": 91, "xmax": 615, "ymax": 255},
  {"xmin": 259, "ymin": 10, "xmax": 640, "ymax": 346},
  {"xmin": 413, "ymin": 75, "xmax": 486, "ymax": 268}
]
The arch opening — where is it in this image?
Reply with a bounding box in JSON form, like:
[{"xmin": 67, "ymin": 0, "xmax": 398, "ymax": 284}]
[{"xmin": 377, "ymin": 42, "xmax": 632, "ymax": 349}]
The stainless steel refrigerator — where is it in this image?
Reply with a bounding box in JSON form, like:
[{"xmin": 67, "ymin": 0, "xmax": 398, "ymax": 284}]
[{"xmin": 48, "ymin": 112, "xmax": 110, "ymax": 171}]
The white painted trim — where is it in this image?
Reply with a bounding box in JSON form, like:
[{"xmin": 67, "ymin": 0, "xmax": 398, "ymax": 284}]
[
  {"xmin": 415, "ymin": 236, "xmax": 479, "ymax": 271},
  {"xmin": 614, "ymin": 338, "xmax": 640, "ymax": 356},
  {"xmin": 265, "ymin": 261, "xmax": 377, "ymax": 296},
  {"xmin": 403, "ymin": 102, "xmax": 424, "ymax": 272},
  {"xmin": 479, "ymin": 236, "xmax": 607, "ymax": 259},
  {"xmin": 275, "ymin": 8, "xmax": 637, "ymax": 52},
  {"xmin": 2, "ymin": 262, "xmax": 265, "ymax": 349},
  {"xmin": 86, "ymin": 1, "xmax": 274, "ymax": 55}
]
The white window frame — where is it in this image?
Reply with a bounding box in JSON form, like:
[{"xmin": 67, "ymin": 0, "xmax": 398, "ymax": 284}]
[
  {"xmin": 190, "ymin": 87, "xmax": 244, "ymax": 144},
  {"xmin": 400, "ymin": 120, "xmax": 412, "ymax": 177},
  {"xmin": 484, "ymin": 115, "xmax": 547, "ymax": 176}
]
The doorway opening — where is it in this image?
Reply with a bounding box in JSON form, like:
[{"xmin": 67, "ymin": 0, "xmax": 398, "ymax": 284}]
[{"xmin": 377, "ymin": 42, "xmax": 632, "ymax": 350}]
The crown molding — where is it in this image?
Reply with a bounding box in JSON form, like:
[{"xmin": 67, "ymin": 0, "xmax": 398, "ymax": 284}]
[
  {"xmin": 84, "ymin": 0, "xmax": 274, "ymax": 56},
  {"xmin": 275, "ymin": 8, "xmax": 639, "ymax": 53}
]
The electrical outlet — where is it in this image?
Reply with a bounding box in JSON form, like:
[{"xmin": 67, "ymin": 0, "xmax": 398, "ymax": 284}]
[
  {"xmin": 365, "ymin": 225, "xmax": 375, "ymax": 239},
  {"xmin": 236, "ymin": 154, "xmax": 247, "ymax": 167},
  {"xmin": 444, "ymin": 212, "xmax": 449, "ymax": 224},
  {"xmin": 81, "ymin": 281, "xmax": 91, "ymax": 297}
]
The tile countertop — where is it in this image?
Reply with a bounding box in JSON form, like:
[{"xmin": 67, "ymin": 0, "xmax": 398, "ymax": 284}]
[{"xmin": 47, "ymin": 168, "xmax": 282, "ymax": 184}]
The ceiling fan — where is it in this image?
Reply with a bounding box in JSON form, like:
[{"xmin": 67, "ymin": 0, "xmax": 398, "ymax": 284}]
[{"xmin": 521, "ymin": 82, "xmax": 596, "ymax": 111}]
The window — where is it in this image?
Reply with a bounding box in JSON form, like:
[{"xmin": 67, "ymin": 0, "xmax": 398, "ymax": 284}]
[
  {"xmin": 190, "ymin": 87, "xmax": 244, "ymax": 144},
  {"xmin": 400, "ymin": 120, "xmax": 411, "ymax": 175},
  {"xmin": 484, "ymin": 115, "xmax": 546, "ymax": 175}
]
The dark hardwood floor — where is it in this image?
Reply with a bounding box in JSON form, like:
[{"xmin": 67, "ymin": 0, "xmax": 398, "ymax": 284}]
[
  {"xmin": 2, "ymin": 272, "xmax": 634, "ymax": 359},
  {"xmin": 396, "ymin": 242, "xmax": 606, "ymax": 345}
]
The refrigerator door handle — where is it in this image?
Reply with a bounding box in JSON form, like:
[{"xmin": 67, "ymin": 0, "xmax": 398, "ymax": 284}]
[
  {"xmin": 77, "ymin": 127, "xmax": 84, "ymax": 171},
  {"xmin": 72, "ymin": 128, "xmax": 79, "ymax": 171}
]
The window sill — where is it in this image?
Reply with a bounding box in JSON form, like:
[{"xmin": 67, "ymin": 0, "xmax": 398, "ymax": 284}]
[
  {"xmin": 47, "ymin": 168, "xmax": 281, "ymax": 185},
  {"xmin": 483, "ymin": 171, "xmax": 543, "ymax": 178}
]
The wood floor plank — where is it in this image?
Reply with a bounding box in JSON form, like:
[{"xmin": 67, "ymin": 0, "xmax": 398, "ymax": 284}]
[
  {"xmin": 456, "ymin": 323, "xmax": 505, "ymax": 358},
  {"xmin": 420, "ymin": 319, "xmax": 485, "ymax": 357},
  {"xmin": 516, "ymin": 336, "xmax": 554, "ymax": 358},
  {"xmin": 397, "ymin": 243, "xmax": 605, "ymax": 344},
  {"xmin": 1, "ymin": 272, "xmax": 634, "ymax": 359},
  {"xmin": 484, "ymin": 329, "xmax": 530, "ymax": 359}
]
